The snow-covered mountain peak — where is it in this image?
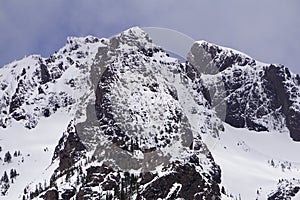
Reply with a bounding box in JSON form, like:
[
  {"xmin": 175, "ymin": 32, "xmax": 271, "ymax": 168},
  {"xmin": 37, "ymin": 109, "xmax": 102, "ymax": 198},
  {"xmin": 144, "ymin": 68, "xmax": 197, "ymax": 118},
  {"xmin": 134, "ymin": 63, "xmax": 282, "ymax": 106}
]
[
  {"xmin": 186, "ymin": 39, "xmax": 300, "ymax": 141},
  {"xmin": 195, "ymin": 40, "xmax": 254, "ymax": 62},
  {"xmin": 0, "ymin": 27, "xmax": 300, "ymax": 199}
]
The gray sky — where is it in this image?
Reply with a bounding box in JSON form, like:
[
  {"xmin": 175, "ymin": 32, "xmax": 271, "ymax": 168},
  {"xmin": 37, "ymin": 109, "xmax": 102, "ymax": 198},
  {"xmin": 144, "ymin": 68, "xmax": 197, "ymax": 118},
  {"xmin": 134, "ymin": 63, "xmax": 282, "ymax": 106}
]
[{"xmin": 0, "ymin": 0, "xmax": 299, "ymax": 74}]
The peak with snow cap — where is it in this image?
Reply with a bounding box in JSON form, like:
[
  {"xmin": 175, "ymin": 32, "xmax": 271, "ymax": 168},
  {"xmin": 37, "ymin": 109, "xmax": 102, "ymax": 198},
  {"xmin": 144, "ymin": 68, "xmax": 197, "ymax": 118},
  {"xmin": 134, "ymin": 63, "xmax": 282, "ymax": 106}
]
[{"xmin": 0, "ymin": 27, "xmax": 299, "ymax": 200}]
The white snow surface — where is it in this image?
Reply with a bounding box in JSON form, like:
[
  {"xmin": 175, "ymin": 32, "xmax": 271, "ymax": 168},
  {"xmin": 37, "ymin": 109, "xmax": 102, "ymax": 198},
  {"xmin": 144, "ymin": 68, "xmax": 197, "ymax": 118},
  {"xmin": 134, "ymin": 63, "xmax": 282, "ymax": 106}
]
[
  {"xmin": 0, "ymin": 111, "xmax": 71, "ymax": 199},
  {"xmin": 208, "ymin": 124, "xmax": 300, "ymax": 199}
]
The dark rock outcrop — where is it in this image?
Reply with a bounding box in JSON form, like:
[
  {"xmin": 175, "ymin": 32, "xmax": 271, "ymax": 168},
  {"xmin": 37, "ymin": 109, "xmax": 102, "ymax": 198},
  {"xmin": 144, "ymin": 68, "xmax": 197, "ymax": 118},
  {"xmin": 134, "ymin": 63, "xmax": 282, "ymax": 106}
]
[
  {"xmin": 53, "ymin": 121, "xmax": 86, "ymax": 172},
  {"xmin": 268, "ymin": 179, "xmax": 300, "ymax": 200},
  {"xmin": 40, "ymin": 63, "xmax": 51, "ymax": 84},
  {"xmin": 263, "ymin": 65, "xmax": 300, "ymax": 141},
  {"xmin": 142, "ymin": 163, "xmax": 221, "ymax": 200},
  {"xmin": 61, "ymin": 188, "xmax": 76, "ymax": 200},
  {"xmin": 43, "ymin": 189, "xmax": 59, "ymax": 200}
]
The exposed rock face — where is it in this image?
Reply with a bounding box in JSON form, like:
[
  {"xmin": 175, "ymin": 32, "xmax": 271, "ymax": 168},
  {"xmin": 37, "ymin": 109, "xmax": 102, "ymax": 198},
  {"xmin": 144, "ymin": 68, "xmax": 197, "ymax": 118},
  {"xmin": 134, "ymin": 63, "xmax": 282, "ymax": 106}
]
[
  {"xmin": 187, "ymin": 41, "xmax": 300, "ymax": 140},
  {"xmin": 73, "ymin": 162, "xmax": 220, "ymax": 200},
  {"xmin": 53, "ymin": 121, "xmax": 86, "ymax": 172},
  {"xmin": 268, "ymin": 179, "xmax": 300, "ymax": 200},
  {"xmin": 61, "ymin": 188, "xmax": 76, "ymax": 200},
  {"xmin": 76, "ymin": 164, "xmax": 119, "ymax": 199},
  {"xmin": 263, "ymin": 65, "xmax": 300, "ymax": 141},
  {"xmin": 94, "ymin": 60, "xmax": 188, "ymax": 152},
  {"xmin": 40, "ymin": 63, "xmax": 51, "ymax": 84},
  {"xmin": 43, "ymin": 189, "xmax": 59, "ymax": 200},
  {"xmin": 141, "ymin": 163, "xmax": 221, "ymax": 200}
]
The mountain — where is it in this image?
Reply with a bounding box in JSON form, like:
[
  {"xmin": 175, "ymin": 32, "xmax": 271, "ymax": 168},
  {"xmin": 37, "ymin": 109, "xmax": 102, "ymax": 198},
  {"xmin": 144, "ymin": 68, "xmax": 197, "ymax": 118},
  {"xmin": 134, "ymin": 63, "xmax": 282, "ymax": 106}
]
[{"xmin": 0, "ymin": 27, "xmax": 299, "ymax": 200}]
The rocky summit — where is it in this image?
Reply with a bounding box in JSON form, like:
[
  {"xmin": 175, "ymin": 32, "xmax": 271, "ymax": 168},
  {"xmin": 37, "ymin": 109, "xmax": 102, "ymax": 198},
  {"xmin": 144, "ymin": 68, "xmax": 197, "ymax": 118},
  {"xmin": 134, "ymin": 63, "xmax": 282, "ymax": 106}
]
[{"xmin": 0, "ymin": 27, "xmax": 299, "ymax": 200}]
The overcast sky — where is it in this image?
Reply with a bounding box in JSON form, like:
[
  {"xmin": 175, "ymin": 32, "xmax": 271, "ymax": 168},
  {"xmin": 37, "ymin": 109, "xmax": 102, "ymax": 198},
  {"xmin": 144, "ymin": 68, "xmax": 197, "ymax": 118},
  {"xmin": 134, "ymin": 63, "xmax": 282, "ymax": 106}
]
[{"xmin": 0, "ymin": 0, "xmax": 299, "ymax": 74}]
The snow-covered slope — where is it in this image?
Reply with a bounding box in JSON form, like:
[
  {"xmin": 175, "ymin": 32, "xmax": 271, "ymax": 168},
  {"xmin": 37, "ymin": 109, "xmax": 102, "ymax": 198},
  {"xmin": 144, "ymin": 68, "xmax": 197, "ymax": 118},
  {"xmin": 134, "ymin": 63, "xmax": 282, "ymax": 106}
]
[
  {"xmin": 210, "ymin": 124, "xmax": 300, "ymax": 199},
  {"xmin": 0, "ymin": 111, "xmax": 71, "ymax": 199},
  {"xmin": 0, "ymin": 27, "xmax": 299, "ymax": 199}
]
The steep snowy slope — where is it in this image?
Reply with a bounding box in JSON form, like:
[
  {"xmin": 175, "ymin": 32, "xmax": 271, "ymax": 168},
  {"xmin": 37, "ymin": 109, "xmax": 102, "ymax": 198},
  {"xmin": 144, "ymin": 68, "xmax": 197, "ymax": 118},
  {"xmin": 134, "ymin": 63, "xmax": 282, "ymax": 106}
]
[
  {"xmin": 0, "ymin": 34, "xmax": 107, "ymax": 198},
  {"xmin": 0, "ymin": 27, "xmax": 299, "ymax": 199}
]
